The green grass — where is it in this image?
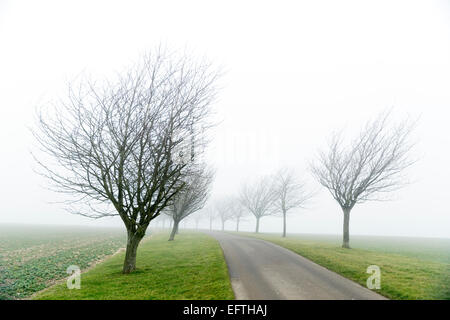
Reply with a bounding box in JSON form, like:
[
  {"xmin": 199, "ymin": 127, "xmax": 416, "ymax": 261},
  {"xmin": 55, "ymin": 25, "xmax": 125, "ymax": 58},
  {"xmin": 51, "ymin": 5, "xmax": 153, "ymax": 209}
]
[
  {"xmin": 234, "ymin": 232, "xmax": 450, "ymax": 300},
  {"xmin": 33, "ymin": 231, "xmax": 234, "ymax": 300},
  {"xmin": 255, "ymin": 233, "xmax": 450, "ymax": 264}
]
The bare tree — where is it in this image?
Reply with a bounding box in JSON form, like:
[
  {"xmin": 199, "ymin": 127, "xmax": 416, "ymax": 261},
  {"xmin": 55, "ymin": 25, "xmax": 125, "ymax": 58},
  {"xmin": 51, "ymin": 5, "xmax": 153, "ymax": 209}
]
[
  {"xmin": 167, "ymin": 166, "xmax": 214, "ymax": 241},
  {"xmin": 310, "ymin": 110, "xmax": 416, "ymax": 248},
  {"xmin": 273, "ymin": 168, "xmax": 314, "ymax": 237},
  {"xmin": 228, "ymin": 198, "xmax": 247, "ymax": 232},
  {"xmin": 215, "ymin": 199, "xmax": 234, "ymax": 231},
  {"xmin": 205, "ymin": 206, "xmax": 217, "ymax": 231},
  {"xmin": 158, "ymin": 213, "xmax": 172, "ymax": 229},
  {"xmin": 192, "ymin": 211, "xmax": 203, "ymax": 230},
  {"xmin": 33, "ymin": 47, "xmax": 220, "ymax": 273},
  {"xmin": 239, "ymin": 176, "xmax": 277, "ymax": 233}
]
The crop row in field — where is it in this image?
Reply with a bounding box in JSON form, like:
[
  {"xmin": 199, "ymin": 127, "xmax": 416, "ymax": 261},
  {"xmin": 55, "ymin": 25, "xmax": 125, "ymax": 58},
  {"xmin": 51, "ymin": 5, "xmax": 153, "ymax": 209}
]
[{"xmin": 0, "ymin": 224, "xmax": 126, "ymax": 300}]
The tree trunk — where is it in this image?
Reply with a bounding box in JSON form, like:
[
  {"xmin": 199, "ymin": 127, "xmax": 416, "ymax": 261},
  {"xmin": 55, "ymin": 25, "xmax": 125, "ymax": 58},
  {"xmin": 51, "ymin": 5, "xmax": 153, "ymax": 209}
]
[
  {"xmin": 122, "ymin": 231, "xmax": 143, "ymax": 274},
  {"xmin": 209, "ymin": 217, "xmax": 213, "ymax": 231},
  {"xmin": 342, "ymin": 207, "xmax": 351, "ymax": 248},
  {"xmin": 282, "ymin": 210, "xmax": 287, "ymax": 237},
  {"xmin": 236, "ymin": 217, "xmax": 240, "ymax": 232},
  {"xmin": 169, "ymin": 220, "xmax": 179, "ymax": 241},
  {"xmin": 255, "ymin": 216, "xmax": 260, "ymax": 233},
  {"xmin": 221, "ymin": 220, "xmax": 225, "ymax": 231}
]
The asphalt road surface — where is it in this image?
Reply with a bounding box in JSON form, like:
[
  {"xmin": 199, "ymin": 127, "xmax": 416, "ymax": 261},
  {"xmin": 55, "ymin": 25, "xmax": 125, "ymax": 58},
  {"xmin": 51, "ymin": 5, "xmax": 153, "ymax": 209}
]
[{"xmin": 207, "ymin": 232, "xmax": 387, "ymax": 300}]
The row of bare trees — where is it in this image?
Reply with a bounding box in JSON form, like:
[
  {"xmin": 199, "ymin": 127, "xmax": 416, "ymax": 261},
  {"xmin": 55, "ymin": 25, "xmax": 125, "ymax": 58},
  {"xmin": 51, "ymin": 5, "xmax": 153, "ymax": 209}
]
[
  {"xmin": 98, "ymin": 107, "xmax": 415, "ymax": 251},
  {"xmin": 33, "ymin": 48, "xmax": 220, "ymax": 273},
  {"xmin": 153, "ymin": 197, "xmax": 241, "ymax": 234},
  {"xmin": 211, "ymin": 110, "xmax": 416, "ymax": 248},
  {"xmin": 34, "ymin": 44, "xmax": 417, "ymax": 278},
  {"xmin": 210, "ymin": 168, "xmax": 314, "ymax": 237}
]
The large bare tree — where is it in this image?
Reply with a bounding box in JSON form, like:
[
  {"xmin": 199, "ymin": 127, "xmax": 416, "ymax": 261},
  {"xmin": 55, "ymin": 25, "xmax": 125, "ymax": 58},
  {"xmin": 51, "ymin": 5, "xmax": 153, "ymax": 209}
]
[
  {"xmin": 166, "ymin": 166, "xmax": 214, "ymax": 241},
  {"xmin": 239, "ymin": 176, "xmax": 277, "ymax": 233},
  {"xmin": 33, "ymin": 48, "xmax": 219, "ymax": 273},
  {"xmin": 273, "ymin": 168, "xmax": 314, "ymax": 237},
  {"xmin": 310, "ymin": 111, "xmax": 416, "ymax": 248}
]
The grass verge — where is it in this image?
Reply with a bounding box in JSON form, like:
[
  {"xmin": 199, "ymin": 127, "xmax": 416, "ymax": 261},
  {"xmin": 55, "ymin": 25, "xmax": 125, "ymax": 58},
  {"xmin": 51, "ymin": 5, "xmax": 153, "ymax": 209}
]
[
  {"xmin": 33, "ymin": 231, "xmax": 234, "ymax": 300},
  {"xmin": 235, "ymin": 232, "xmax": 449, "ymax": 300}
]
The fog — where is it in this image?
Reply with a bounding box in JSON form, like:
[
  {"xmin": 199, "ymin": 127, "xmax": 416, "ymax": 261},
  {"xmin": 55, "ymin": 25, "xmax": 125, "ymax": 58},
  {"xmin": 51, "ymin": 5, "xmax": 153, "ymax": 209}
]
[{"xmin": 0, "ymin": 0, "xmax": 449, "ymax": 238}]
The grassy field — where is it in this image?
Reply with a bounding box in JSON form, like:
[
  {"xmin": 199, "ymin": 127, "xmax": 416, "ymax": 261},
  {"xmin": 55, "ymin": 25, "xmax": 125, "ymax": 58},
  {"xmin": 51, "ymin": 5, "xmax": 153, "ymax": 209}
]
[
  {"xmin": 0, "ymin": 224, "xmax": 126, "ymax": 300},
  {"xmin": 235, "ymin": 232, "xmax": 450, "ymax": 300},
  {"xmin": 33, "ymin": 231, "xmax": 234, "ymax": 300},
  {"xmin": 5, "ymin": 223, "xmax": 447, "ymax": 300}
]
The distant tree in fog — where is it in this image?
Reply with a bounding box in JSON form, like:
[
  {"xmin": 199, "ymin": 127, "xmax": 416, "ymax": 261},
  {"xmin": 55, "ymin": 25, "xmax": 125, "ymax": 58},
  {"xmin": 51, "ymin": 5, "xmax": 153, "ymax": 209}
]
[
  {"xmin": 228, "ymin": 198, "xmax": 248, "ymax": 232},
  {"xmin": 166, "ymin": 167, "xmax": 214, "ymax": 241},
  {"xmin": 273, "ymin": 168, "xmax": 315, "ymax": 237},
  {"xmin": 192, "ymin": 211, "xmax": 203, "ymax": 229},
  {"xmin": 205, "ymin": 207, "xmax": 217, "ymax": 231},
  {"xmin": 155, "ymin": 213, "xmax": 171, "ymax": 229},
  {"xmin": 215, "ymin": 198, "xmax": 234, "ymax": 231},
  {"xmin": 239, "ymin": 176, "xmax": 277, "ymax": 233},
  {"xmin": 310, "ymin": 110, "xmax": 416, "ymax": 248}
]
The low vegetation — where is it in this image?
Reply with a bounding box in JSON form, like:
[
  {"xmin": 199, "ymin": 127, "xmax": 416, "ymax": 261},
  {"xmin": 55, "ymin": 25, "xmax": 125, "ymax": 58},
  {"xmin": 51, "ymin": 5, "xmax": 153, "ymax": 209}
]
[
  {"xmin": 33, "ymin": 231, "xmax": 234, "ymax": 300},
  {"xmin": 0, "ymin": 225, "xmax": 126, "ymax": 300},
  {"xmin": 237, "ymin": 232, "xmax": 450, "ymax": 300}
]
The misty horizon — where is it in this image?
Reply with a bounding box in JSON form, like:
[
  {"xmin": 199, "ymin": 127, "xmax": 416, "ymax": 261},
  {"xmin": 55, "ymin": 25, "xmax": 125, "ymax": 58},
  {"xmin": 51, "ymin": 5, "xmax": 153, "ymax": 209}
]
[{"xmin": 1, "ymin": 0, "xmax": 449, "ymax": 239}]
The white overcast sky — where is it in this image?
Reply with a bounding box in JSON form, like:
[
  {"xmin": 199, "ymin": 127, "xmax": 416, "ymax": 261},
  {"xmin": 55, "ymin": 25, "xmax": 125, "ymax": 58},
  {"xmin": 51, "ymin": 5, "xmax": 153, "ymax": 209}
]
[{"xmin": 0, "ymin": 0, "xmax": 449, "ymax": 238}]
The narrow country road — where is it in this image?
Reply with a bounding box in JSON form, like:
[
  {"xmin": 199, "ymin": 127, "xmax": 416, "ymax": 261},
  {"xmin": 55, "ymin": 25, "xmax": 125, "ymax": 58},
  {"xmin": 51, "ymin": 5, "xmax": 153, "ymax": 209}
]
[{"xmin": 207, "ymin": 232, "xmax": 387, "ymax": 300}]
